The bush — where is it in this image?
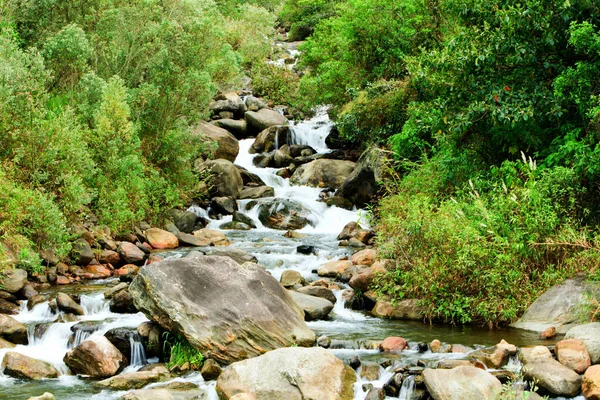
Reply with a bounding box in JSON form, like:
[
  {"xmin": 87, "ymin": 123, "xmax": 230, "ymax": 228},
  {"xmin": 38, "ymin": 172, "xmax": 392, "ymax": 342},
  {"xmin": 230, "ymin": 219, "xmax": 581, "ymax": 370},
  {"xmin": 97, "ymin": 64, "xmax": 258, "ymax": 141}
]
[
  {"xmin": 250, "ymin": 62, "xmax": 300, "ymax": 106},
  {"xmin": 163, "ymin": 333, "xmax": 204, "ymax": 370}
]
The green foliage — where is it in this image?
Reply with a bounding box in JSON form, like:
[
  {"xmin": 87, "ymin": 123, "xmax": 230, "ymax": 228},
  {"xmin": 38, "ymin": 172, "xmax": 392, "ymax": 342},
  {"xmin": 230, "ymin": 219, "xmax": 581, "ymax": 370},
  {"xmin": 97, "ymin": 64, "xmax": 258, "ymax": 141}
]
[
  {"xmin": 42, "ymin": 23, "xmax": 92, "ymax": 89},
  {"xmin": 250, "ymin": 62, "xmax": 300, "ymax": 105},
  {"xmin": 280, "ymin": 0, "xmax": 341, "ymax": 41},
  {"xmin": 163, "ymin": 333, "xmax": 204, "ymax": 370},
  {"xmin": 225, "ymin": 4, "xmax": 277, "ymax": 67}
]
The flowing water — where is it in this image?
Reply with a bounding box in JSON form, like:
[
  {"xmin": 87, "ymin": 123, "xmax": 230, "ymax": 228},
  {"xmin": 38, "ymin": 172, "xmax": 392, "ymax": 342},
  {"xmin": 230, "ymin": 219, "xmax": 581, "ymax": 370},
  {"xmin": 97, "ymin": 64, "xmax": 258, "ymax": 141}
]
[{"xmin": 0, "ymin": 91, "xmax": 568, "ymax": 399}]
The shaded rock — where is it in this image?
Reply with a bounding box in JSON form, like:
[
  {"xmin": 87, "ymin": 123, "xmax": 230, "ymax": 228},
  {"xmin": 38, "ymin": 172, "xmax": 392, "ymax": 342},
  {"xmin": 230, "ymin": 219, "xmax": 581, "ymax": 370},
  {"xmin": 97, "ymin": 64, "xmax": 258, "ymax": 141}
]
[
  {"xmin": 64, "ymin": 336, "xmax": 126, "ymax": 378},
  {"xmin": 177, "ymin": 232, "xmax": 211, "ymax": 247},
  {"xmin": 249, "ymin": 125, "xmax": 292, "ymax": 153},
  {"xmin": 290, "ymin": 159, "xmax": 355, "ymax": 189},
  {"xmin": 19, "ymin": 283, "xmax": 37, "ymax": 299},
  {"xmin": 220, "ymin": 221, "xmax": 251, "ymax": 230},
  {"xmin": 257, "ymin": 199, "xmax": 313, "ymax": 230},
  {"xmin": 145, "ymin": 228, "xmax": 178, "ymax": 250},
  {"xmin": 197, "ymin": 159, "xmax": 244, "ymax": 198},
  {"xmin": 288, "ymin": 291, "xmax": 334, "ymax": 321},
  {"xmin": 238, "ymin": 168, "xmax": 266, "ymax": 187},
  {"xmin": 110, "ymin": 290, "xmax": 137, "ymax": 314},
  {"xmin": 104, "ymin": 282, "xmax": 128, "ymax": 299},
  {"xmin": 423, "ymin": 366, "xmax": 502, "ymax": 400},
  {"xmin": 0, "ymin": 298, "xmax": 20, "ymax": 315},
  {"xmin": 201, "ymin": 358, "xmax": 222, "ymax": 381},
  {"xmin": 349, "ymin": 266, "xmax": 384, "ymax": 292},
  {"xmin": 194, "ymin": 122, "xmax": 239, "ymax": 162},
  {"xmin": 0, "ymin": 268, "xmax": 28, "ymax": 294},
  {"xmin": 296, "ymin": 245, "xmax": 316, "ymax": 255},
  {"xmin": 57, "ymin": 292, "xmax": 84, "ymax": 316},
  {"xmin": 565, "ymin": 323, "xmax": 600, "ymax": 364},
  {"xmin": 510, "ymin": 278, "xmax": 599, "ymax": 334},
  {"xmin": 211, "ymin": 197, "xmax": 238, "ymax": 216},
  {"xmin": 95, "ymin": 367, "xmax": 169, "ymax": 390},
  {"xmin": 202, "ymin": 248, "xmax": 258, "ymax": 265},
  {"xmin": 583, "ymin": 364, "xmax": 600, "ymax": 400},
  {"xmin": 212, "ymin": 119, "xmax": 248, "ymax": 139},
  {"xmin": 280, "ymin": 270, "xmax": 305, "ymax": 288},
  {"xmin": 129, "ymin": 256, "xmax": 315, "ymax": 365},
  {"xmin": 118, "ymin": 242, "xmax": 146, "ymax": 264},
  {"xmin": 210, "ymin": 92, "xmax": 247, "ymax": 118},
  {"xmin": 296, "ymin": 286, "xmax": 336, "ymax": 304},
  {"xmin": 555, "ymin": 338, "xmax": 591, "ymax": 374},
  {"xmin": 232, "ymin": 212, "xmax": 257, "ymax": 228},
  {"xmin": 216, "ymin": 347, "xmax": 355, "ymax": 400},
  {"xmin": 169, "ymin": 209, "xmax": 198, "ymax": 234},
  {"xmin": 99, "ymin": 250, "xmax": 121, "ymax": 265},
  {"xmin": 1, "ymin": 352, "xmax": 59, "ymax": 380},
  {"xmin": 245, "ymin": 96, "xmax": 267, "ymax": 111},
  {"xmin": 0, "ymin": 314, "xmax": 27, "ymax": 344},
  {"xmin": 71, "ymin": 238, "xmax": 94, "ymax": 266},
  {"xmin": 238, "ymin": 186, "xmax": 275, "ymax": 199},
  {"xmin": 245, "ymin": 109, "xmax": 288, "ymax": 134}
]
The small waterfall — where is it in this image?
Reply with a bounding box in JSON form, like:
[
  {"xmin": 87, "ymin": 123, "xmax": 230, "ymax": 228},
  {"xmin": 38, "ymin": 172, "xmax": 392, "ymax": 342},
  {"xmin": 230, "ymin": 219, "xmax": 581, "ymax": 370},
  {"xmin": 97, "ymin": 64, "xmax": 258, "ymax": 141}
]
[
  {"xmin": 288, "ymin": 106, "xmax": 332, "ymax": 152},
  {"xmin": 71, "ymin": 330, "xmax": 91, "ymax": 348},
  {"xmin": 129, "ymin": 333, "xmax": 147, "ymax": 367},
  {"xmin": 80, "ymin": 293, "xmax": 110, "ymax": 315},
  {"xmin": 399, "ymin": 375, "xmax": 416, "ymax": 400}
]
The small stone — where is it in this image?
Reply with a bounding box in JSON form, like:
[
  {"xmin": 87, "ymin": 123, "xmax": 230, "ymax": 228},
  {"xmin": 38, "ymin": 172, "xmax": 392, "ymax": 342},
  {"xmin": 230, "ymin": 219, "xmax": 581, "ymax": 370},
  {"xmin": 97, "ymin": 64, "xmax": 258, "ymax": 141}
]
[
  {"xmin": 379, "ymin": 337, "xmax": 408, "ymax": 352},
  {"xmin": 200, "ymin": 359, "xmax": 222, "ymax": 381},
  {"xmin": 349, "ymin": 355, "xmax": 361, "ymax": 370},
  {"xmin": 540, "ymin": 326, "xmax": 557, "ymax": 339},
  {"xmin": 280, "ymin": 270, "xmax": 305, "ymax": 288},
  {"xmin": 317, "ymin": 335, "xmax": 331, "ymax": 348}
]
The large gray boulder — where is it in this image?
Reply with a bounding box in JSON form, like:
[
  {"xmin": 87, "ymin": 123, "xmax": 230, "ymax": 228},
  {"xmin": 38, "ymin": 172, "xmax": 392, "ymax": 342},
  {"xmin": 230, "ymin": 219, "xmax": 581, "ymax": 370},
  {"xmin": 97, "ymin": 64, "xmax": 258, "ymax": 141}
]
[
  {"xmin": 129, "ymin": 256, "xmax": 315, "ymax": 365},
  {"xmin": 169, "ymin": 209, "xmax": 197, "ymax": 234},
  {"xmin": 193, "ymin": 121, "xmax": 239, "ymax": 162},
  {"xmin": 71, "ymin": 238, "xmax": 94, "ymax": 266},
  {"xmin": 249, "ymin": 125, "xmax": 292, "ymax": 154},
  {"xmin": 290, "ymin": 159, "xmax": 356, "ymax": 190},
  {"xmin": 0, "ymin": 314, "xmax": 27, "ymax": 344},
  {"xmin": 257, "ymin": 199, "xmax": 314, "ymax": 230},
  {"xmin": 245, "ymin": 109, "xmax": 288, "ymax": 134},
  {"xmin": 211, "ymin": 119, "xmax": 248, "ymax": 140},
  {"xmin": 565, "ymin": 323, "xmax": 600, "ymax": 364},
  {"xmin": 120, "ymin": 381, "xmax": 208, "ymax": 400},
  {"xmin": 510, "ymin": 278, "xmax": 598, "ymax": 334},
  {"xmin": 238, "ymin": 186, "xmax": 275, "ymax": 199},
  {"xmin": 336, "ymin": 146, "xmax": 392, "ymax": 207},
  {"xmin": 201, "ymin": 248, "xmax": 258, "ymax": 265},
  {"xmin": 0, "ymin": 268, "xmax": 28, "ymax": 294},
  {"xmin": 216, "ymin": 347, "xmax": 356, "ymax": 400},
  {"xmin": 423, "ymin": 366, "xmax": 502, "ymax": 400},
  {"xmin": 196, "ymin": 159, "xmax": 243, "ymax": 198},
  {"xmin": 288, "ymin": 291, "xmax": 334, "ymax": 321},
  {"xmin": 209, "ymin": 92, "xmax": 247, "ymax": 118},
  {"xmin": 520, "ymin": 346, "xmax": 582, "ymax": 397}
]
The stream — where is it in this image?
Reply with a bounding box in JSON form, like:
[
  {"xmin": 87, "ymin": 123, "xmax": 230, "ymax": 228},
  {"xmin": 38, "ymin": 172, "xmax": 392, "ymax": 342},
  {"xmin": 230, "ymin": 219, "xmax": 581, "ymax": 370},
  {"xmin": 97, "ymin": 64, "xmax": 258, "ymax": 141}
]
[{"xmin": 0, "ymin": 107, "xmax": 576, "ymax": 400}]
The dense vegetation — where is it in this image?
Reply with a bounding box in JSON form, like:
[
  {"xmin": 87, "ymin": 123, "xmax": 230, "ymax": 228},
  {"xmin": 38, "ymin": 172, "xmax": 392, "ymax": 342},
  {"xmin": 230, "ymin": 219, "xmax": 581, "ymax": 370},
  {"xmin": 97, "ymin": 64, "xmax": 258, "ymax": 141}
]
[
  {"xmin": 0, "ymin": 0, "xmax": 279, "ymax": 272},
  {"xmin": 285, "ymin": 0, "xmax": 600, "ymax": 325}
]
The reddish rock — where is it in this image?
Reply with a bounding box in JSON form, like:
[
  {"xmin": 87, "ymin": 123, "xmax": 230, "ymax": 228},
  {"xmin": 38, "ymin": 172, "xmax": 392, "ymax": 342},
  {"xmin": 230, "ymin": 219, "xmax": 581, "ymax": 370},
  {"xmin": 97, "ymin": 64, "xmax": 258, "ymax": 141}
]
[
  {"xmin": 147, "ymin": 255, "xmax": 163, "ymax": 265},
  {"xmin": 350, "ymin": 249, "xmax": 377, "ymax": 266},
  {"xmin": 114, "ymin": 265, "xmax": 140, "ymax": 280},
  {"xmin": 63, "ymin": 336, "xmax": 126, "ymax": 378},
  {"xmin": 317, "ymin": 260, "xmax": 353, "ymax": 278},
  {"xmin": 99, "ymin": 250, "xmax": 121, "ymax": 265},
  {"xmin": 583, "ymin": 365, "xmax": 600, "ymax": 400},
  {"xmin": 118, "ymin": 242, "xmax": 145, "ymax": 264},
  {"xmin": 349, "ymin": 264, "xmax": 386, "ymax": 292},
  {"xmin": 556, "ymin": 338, "xmax": 591, "ymax": 374},
  {"xmin": 379, "ymin": 336, "xmax": 408, "ymax": 352},
  {"xmin": 540, "ymin": 326, "xmax": 557, "ymax": 339},
  {"xmin": 83, "ymin": 265, "xmax": 111, "ymax": 279},
  {"xmin": 145, "ymin": 228, "xmax": 179, "ymax": 250},
  {"xmin": 56, "ymin": 276, "xmax": 71, "ymax": 285}
]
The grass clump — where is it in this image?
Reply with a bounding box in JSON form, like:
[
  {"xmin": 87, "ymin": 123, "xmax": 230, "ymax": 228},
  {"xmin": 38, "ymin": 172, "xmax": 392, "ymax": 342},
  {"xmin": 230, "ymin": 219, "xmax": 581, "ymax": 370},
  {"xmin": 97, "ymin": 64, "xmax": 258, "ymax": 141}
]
[{"xmin": 163, "ymin": 333, "xmax": 204, "ymax": 370}]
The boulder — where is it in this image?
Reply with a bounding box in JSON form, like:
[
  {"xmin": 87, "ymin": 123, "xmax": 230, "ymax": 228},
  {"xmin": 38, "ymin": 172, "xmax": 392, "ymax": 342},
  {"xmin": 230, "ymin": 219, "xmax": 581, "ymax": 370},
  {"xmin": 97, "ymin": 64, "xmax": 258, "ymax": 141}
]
[
  {"xmin": 129, "ymin": 256, "xmax": 315, "ymax": 364},
  {"xmin": 565, "ymin": 323, "xmax": 600, "ymax": 364},
  {"xmin": 520, "ymin": 346, "xmax": 582, "ymax": 397},
  {"xmin": 197, "ymin": 159, "xmax": 243, "ymax": 198},
  {"xmin": 120, "ymin": 381, "xmax": 209, "ymax": 400},
  {"xmin": 104, "ymin": 327, "xmax": 138, "ymax": 360},
  {"xmin": 288, "ymin": 291, "xmax": 334, "ymax": 321},
  {"xmin": 349, "ymin": 265, "xmax": 384, "ymax": 292},
  {"xmin": 296, "ymin": 286, "xmax": 336, "ymax": 304},
  {"xmin": 220, "ymin": 222, "xmax": 251, "ymax": 230},
  {"xmin": 290, "ymin": 159, "xmax": 356, "ymax": 189},
  {"xmin": 201, "ymin": 358, "xmax": 222, "ymax": 381},
  {"xmin": 350, "ymin": 249, "xmax": 377, "ymax": 266},
  {"xmin": 105, "ymin": 282, "xmax": 129, "ymax": 299},
  {"xmin": 202, "ymin": 248, "xmax": 258, "ymax": 265},
  {"xmin": 210, "ymin": 92, "xmax": 247, "ymax": 118},
  {"xmin": 238, "ymin": 186, "xmax": 275, "ymax": 200},
  {"xmin": 177, "ymin": 232, "xmax": 212, "ymax": 247},
  {"xmin": 317, "ymin": 260, "xmax": 353, "ymax": 278},
  {"xmin": 212, "ymin": 119, "xmax": 249, "ymax": 139},
  {"xmin": 114, "ymin": 264, "xmax": 140, "ymax": 282},
  {"xmin": 110, "ymin": 290, "xmax": 137, "ymax": 314},
  {"xmin": 83, "ymin": 264, "xmax": 112, "ymax": 279},
  {"xmin": 99, "ymin": 250, "xmax": 121, "ymax": 265},
  {"xmin": 0, "ymin": 314, "xmax": 27, "ymax": 344},
  {"xmin": 245, "ymin": 109, "xmax": 288, "ymax": 134},
  {"xmin": 194, "ymin": 122, "xmax": 240, "ymax": 163},
  {"xmin": 423, "ymin": 366, "xmax": 502, "ymax": 400},
  {"xmin": 216, "ymin": 347, "xmax": 355, "ymax": 400},
  {"xmin": 280, "ymin": 270, "xmax": 305, "ymax": 288},
  {"xmin": 169, "ymin": 209, "xmax": 198, "ymax": 234},
  {"xmin": 211, "ymin": 197, "xmax": 238, "ymax": 215},
  {"xmin": 118, "ymin": 242, "xmax": 146, "ymax": 264},
  {"xmin": 510, "ymin": 278, "xmax": 599, "ymax": 333},
  {"xmin": 245, "ymin": 96, "xmax": 267, "ymax": 111},
  {"xmin": 238, "ymin": 168, "xmax": 266, "ymax": 187},
  {"xmin": 145, "ymin": 228, "xmax": 178, "ymax": 250},
  {"xmin": 249, "ymin": 125, "xmax": 292, "ymax": 153},
  {"xmin": 257, "ymin": 199, "xmax": 313, "ymax": 230},
  {"xmin": 555, "ymin": 338, "xmax": 591, "ymax": 374},
  {"xmin": 64, "ymin": 336, "xmax": 126, "ymax": 377},
  {"xmin": 583, "ymin": 365, "xmax": 600, "ymax": 400},
  {"xmin": 0, "ymin": 337, "xmax": 16, "ymax": 348},
  {"xmin": 1, "ymin": 352, "xmax": 59, "ymax": 380},
  {"xmin": 26, "ymin": 393, "xmax": 55, "ymax": 400},
  {"xmin": 71, "ymin": 238, "xmax": 94, "ymax": 266},
  {"xmin": 56, "ymin": 292, "xmax": 85, "ymax": 316},
  {"xmin": 379, "ymin": 337, "xmax": 408, "ymax": 352},
  {"xmin": 232, "ymin": 212, "xmax": 257, "ymax": 228},
  {"xmin": 192, "ymin": 229, "xmax": 229, "ymax": 246},
  {"xmin": 0, "ymin": 298, "xmax": 19, "ymax": 314},
  {"xmin": 95, "ymin": 367, "xmax": 169, "ymax": 390},
  {"xmin": 0, "ymin": 268, "xmax": 28, "ymax": 294},
  {"xmin": 336, "ymin": 147, "xmax": 392, "ymax": 207},
  {"xmin": 337, "ymin": 222, "xmax": 360, "ymax": 241}
]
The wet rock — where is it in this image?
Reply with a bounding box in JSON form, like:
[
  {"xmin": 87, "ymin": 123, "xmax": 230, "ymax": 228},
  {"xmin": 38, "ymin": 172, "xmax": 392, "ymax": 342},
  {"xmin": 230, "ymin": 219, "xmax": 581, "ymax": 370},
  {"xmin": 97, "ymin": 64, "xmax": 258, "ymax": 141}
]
[
  {"xmin": 216, "ymin": 347, "xmax": 355, "ymax": 400},
  {"xmin": 197, "ymin": 159, "xmax": 243, "ymax": 198},
  {"xmin": 238, "ymin": 186, "xmax": 275, "ymax": 200},
  {"xmin": 114, "ymin": 264, "xmax": 140, "ymax": 282},
  {"xmin": 177, "ymin": 232, "xmax": 211, "ymax": 247},
  {"xmin": 245, "ymin": 109, "xmax": 288, "ymax": 134},
  {"xmin": 540, "ymin": 326, "xmax": 557, "ymax": 339},
  {"xmin": 137, "ymin": 322, "xmax": 162, "ymax": 359},
  {"xmin": 169, "ymin": 209, "xmax": 198, "ymax": 234},
  {"xmin": 95, "ymin": 366, "xmax": 169, "ymax": 390},
  {"xmin": 0, "ymin": 268, "xmax": 28, "ymax": 294},
  {"xmin": 56, "ymin": 292, "xmax": 84, "ymax": 316},
  {"xmin": 71, "ymin": 238, "xmax": 94, "ymax": 266},
  {"xmin": 202, "ymin": 248, "xmax": 258, "ymax": 265},
  {"xmin": 583, "ymin": 364, "xmax": 600, "ymax": 400},
  {"xmin": 349, "ymin": 355, "xmax": 361, "ymax": 370},
  {"xmin": 104, "ymin": 282, "xmax": 129, "ymax": 299},
  {"xmin": 280, "ymin": 270, "xmax": 305, "ymax": 288},
  {"xmin": 0, "ymin": 298, "xmax": 20, "ymax": 314},
  {"xmin": 430, "ymin": 339, "xmax": 443, "ymax": 353},
  {"xmin": 257, "ymin": 199, "xmax": 313, "ymax": 230},
  {"xmin": 201, "ymin": 358, "xmax": 222, "ymax": 381},
  {"xmin": 317, "ymin": 260, "xmax": 353, "ymax": 278},
  {"xmin": 211, "ymin": 197, "xmax": 238, "ymax": 215},
  {"xmin": 145, "ymin": 228, "xmax": 178, "ymax": 250},
  {"xmin": 1, "ymin": 352, "xmax": 59, "ymax": 380},
  {"xmin": 26, "ymin": 393, "xmax": 55, "ymax": 400},
  {"xmin": 296, "ymin": 286, "xmax": 336, "ymax": 304},
  {"xmin": 232, "ymin": 212, "xmax": 257, "ymax": 228},
  {"xmin": 19, "ymin": 283, "xmax": 37, "ymax": 299},
  {"xmin": 379, "ymin": 337, "xmax": 408, "ymax": 352},
  {"xmin": 110, "ymin": 290, "xmax": 137, "ymax": 314},
  {"xmin": 510, "ymin": 278, "xmax": 599, "ymax": 334},
  {"xmin": 555, "ymin": 338, "xmax": 591, "ymax": 374},
  {"xmin": 129, "ymin": 256, "xmax": 315, "ymax": 364},
  {"xmin": 371, "ymin": 298, "xmax": 425, "ymax": 320},
  {"xmin": 423, "ymin": 366, "xmax": 502, "ymax": 400},
  {"xmin": 83, "ymin": 264, "xmax": 112, "ymax": 279},
  {"xmin": 99, "ymin": 250, "xmax": 121, "ymax": 265},
  {"xmin": 288, "ymin": 291, "xmax": 334, "ymax": 321},
  {"xmin": 565, "ymin": 323, "xmax": 600, "ymax": 364},
  {"xmin": 118, "ymin": 242, "xmax": 146, "ymax": 264},
  {"xmin": 290, "ymin": 159, "xmax": 355, "ymax": 190},
  {"xmin": 194, "ymin": 121, "xmax": 239, "ymax": 162},
  {"xmin": 360, "ymin": 362, "xmax": 381, "ymax": 380},
  {"xmin": 192, "ymin": 229, "xmax": 229, "ymax": 246},
  {"xmin": 365, "ymin": 387, "xmax": 385, "ymax": 400},
  {"xmin": 520, "ymin": 346, "xmax": 582, "ymax": 397},
  {"xmin": 474, "ymin": 347, "xmax": 510, "ymax": 369},
  {"xmin": 212, "ymin": 118, "xmax": 248, "ymax": 139},
  {"xmin": 64, "ymin": 336, "xmax": 127, "ymax": 378},
  {"xmin": 325, "ymin": 196, "xmax": 354, "ymax": 210},
  {"xmin": 296, "ymin": 245, "xmax": 316, "ymax": 255},
  {"xmin": 119, "ymin": 381, "xmax": 208, "ymax": 399},
  {"xmin": 0, "ymin": 314, "xmax": 27, "ymax": 344},
  {"xmin": 317, "ymin": 335, "xmax": 331, "ymax": 348}
]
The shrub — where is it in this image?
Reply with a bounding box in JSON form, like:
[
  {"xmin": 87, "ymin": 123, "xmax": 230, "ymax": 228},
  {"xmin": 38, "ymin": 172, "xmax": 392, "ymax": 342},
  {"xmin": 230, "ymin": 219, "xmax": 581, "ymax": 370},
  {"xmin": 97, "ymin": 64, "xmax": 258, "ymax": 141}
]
[{"xmin": 163, "ymin": 333, "xmax": 204, "ymax": 370}]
